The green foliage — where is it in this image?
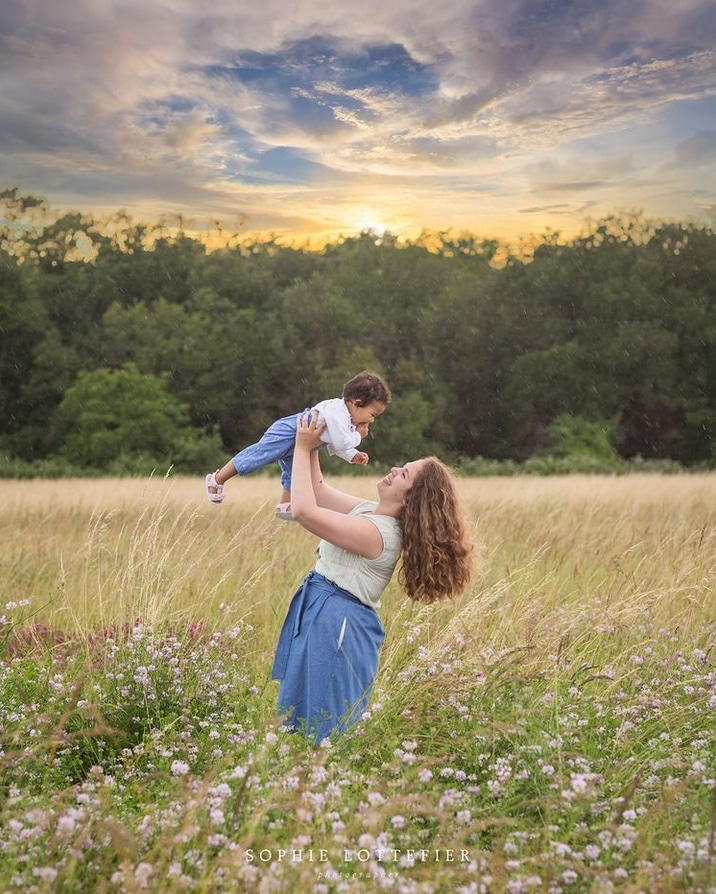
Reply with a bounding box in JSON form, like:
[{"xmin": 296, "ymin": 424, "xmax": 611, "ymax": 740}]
[
  {"xmin": 1, "ymin": 191, "xmax": 714, "ymax": 473},
  {"xmin": 54, "ymin": 362, "xmax": 220, "ymax": 473},
  {"xmin": 0, "ymin": 250, "xmax": 49, "ymax": 441},
  {"xmin": 546, "ymin": 413, "xmax": 619, "ymax": 462},
  {"xmin": 371, "ymin": 391, "xmax": 440, "ymax": 464}
]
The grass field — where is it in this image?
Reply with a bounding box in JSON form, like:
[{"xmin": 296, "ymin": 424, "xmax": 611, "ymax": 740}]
[{"xmin": 1, "ymin": 473, "xmax": 714, "ymax": 893}]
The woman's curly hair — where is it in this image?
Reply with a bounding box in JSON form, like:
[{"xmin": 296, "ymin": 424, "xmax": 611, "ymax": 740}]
[{"xmin": 398, "ymin": 457, "xmax": 473, "ymax": 604}]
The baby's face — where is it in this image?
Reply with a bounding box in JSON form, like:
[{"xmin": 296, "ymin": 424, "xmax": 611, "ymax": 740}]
[{"xmin": 348, "ymin": 400, "xmax": 387, "ymax": 433}]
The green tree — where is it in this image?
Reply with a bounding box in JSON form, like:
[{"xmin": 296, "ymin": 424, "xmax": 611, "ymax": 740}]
[
  {"xmin": 3, "ymin": 190, "xmax": 714, "ymax": 471},
  {"xmin": 546, "ymin": 414, "xmax": 619, "ymax": 462},
  {"xmin": 55, "ymin": 363, "xmax": 219, "ymax": 472},
  {"xmin": 369, "ymin": 390, "xmax": 439, "ymax": 466},
  {"xmin": 0, "ymin": 250, "xmax": 48, "ymax": 450}
]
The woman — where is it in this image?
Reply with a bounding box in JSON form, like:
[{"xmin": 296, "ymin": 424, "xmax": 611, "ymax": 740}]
[{"xmin": 271, "ymin": 412, "xmax": 473, "ymax": 744}]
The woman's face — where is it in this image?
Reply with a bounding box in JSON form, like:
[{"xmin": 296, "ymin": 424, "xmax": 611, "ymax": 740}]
[{"xmin": 377, "ymin": 460, "xmax": 426, "ymax": 504}]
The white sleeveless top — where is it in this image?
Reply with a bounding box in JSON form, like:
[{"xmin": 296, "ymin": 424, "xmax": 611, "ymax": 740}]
[{"xmin": 313, "ymin": 500, "xmax": 402, "ymax": 609}]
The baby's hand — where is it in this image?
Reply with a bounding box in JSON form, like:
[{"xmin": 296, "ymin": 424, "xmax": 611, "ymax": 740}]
[{"xmin": 351, "ymin": 452, "xmax": 369, "ymax": 465}]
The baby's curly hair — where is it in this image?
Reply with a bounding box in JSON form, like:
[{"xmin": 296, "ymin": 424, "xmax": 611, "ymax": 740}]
[
  {"xmin": 398, "ymin": 457, "xmax": 473, "ymax": 604},
  {"xmin": 342, "ymin": 370, "xmax": 392, "ymax": 407}
]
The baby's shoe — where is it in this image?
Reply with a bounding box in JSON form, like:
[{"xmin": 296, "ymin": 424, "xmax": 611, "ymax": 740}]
[
  {"xmin": 275, "ymin": 502, "xmax": 293, "ymax": 521},
  {"xmin": 205, "ymin": 472, "xmax": 225, "ymax": 504}
]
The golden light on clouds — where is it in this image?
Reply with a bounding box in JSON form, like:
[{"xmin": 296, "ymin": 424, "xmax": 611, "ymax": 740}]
[{"xmin": 1, "ymin": 0, "xmax": 713, "ymax": 245}]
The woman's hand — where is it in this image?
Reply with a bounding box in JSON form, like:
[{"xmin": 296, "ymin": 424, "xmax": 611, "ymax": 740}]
[{"xmin": 295, "ymin": 411, "xmax": 326, "ymax": 451}]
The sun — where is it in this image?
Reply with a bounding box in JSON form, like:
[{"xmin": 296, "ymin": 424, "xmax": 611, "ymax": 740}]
[{"xmin": 352, "ymin": 209, "xmax": 389, "ymax": 235}]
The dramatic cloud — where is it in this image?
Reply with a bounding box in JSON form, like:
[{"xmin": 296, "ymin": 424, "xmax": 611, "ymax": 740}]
[{"xmin": 1, "ymin": 0, "xmax": 714, "ymax": 242}]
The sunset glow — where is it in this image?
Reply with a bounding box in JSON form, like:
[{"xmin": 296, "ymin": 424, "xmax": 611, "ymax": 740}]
[{"xmin": 2, "ymin": 0, "xmax": 714, "ymax": 247}]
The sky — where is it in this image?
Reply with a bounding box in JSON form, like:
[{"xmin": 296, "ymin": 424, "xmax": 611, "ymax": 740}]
[{"xmin": 2, "ymin": 0, "xmax": 715, "ymax": 248}]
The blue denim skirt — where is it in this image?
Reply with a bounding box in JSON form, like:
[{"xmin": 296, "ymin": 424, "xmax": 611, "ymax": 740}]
[{"xmin": 271, "ymin": 571, "xmax": 385, "ymax": 743}]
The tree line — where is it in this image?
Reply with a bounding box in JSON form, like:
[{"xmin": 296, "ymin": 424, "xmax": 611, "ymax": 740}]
[{"xmin": 1, "ymin": 188, "xmax": 714, "ymax": 476}]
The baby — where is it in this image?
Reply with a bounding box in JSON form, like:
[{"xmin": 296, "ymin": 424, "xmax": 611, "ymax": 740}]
[{"xmin": 205, "ymin": 370, "xmax": 391, "ymax": 519}]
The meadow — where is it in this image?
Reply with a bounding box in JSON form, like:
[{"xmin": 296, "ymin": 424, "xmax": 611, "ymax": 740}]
[{"xmin": 1, "ymin": 473, "xmax": 714, "ymax": 893}]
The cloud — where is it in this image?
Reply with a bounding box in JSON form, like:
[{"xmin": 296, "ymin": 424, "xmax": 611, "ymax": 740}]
[
  {"xmin": 522, "ymin": 153, "xmax": 636, "ymax": 193},
  {"xmin": 1, "ymin": 0, "xmax": 715, "ymax": 241},
  {"xmin": 671, "ymin": 130, "xmax": 716, "ymax": 167}
]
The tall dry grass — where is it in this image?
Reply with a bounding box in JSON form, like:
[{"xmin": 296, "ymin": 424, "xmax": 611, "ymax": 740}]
[
  {"xmin": 452, "ymin": 473, "xmax": 716, "ymax": 659},
  {"xmin": 2, "ymin": 471, "xmax": 714, "ymax": 675}
]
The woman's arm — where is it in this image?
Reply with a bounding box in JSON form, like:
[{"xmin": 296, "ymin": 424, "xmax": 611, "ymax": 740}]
[
  {"xmin": 290, "ymin": 414, "xmax": 384, "ymax": 559},
  {"xmin": 308, "ymin": 447, "xmax": 364, "ymax": 514}
]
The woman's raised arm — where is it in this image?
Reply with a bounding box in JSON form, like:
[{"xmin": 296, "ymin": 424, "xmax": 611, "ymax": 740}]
[
  {"xmin": 290, "ymin": 414, "xmax": 383, "ymax": 558},
  {"xmin": 308, "ymin": 445, "xmax": 364, "ymax": 514}
]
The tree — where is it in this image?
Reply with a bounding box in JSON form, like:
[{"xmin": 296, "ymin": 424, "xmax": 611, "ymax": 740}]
[
  {"xmin": 2, "ymin": 189, "xmax": 714, "ymax": 471},
  {"xmin": 55, "ymin": 363, "xmax": 219, "ymax": 472},
  {"xmin": 546, "ymin": 414, "xmax": 619, "ymax": 462},
  {"xmin": 0, "ymin": 250, "xmax": 48, "ymax": 448}
]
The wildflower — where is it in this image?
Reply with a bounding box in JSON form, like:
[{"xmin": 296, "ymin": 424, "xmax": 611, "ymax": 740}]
[
  {"xmin": 311, "ymin": 765, "xmax": 329, "ymax": 784},
  {"xmin": 171, "ymin": 760, "xmax": 190, "ymax": 777},
  {"xmin": 135, "ymin": 862, "xmax": 154, "ymax": 888},
  {"xmin": 48, "ymin": 674, "xmax": 65, "ymax": 692},
  {"xmin": 396, "ymin": 748, "xmax": 417, "ymax": 764},
  {"xmin": 570, "ymin": 774, "xmax": 589, "ymax": 793},
  {"xmin": 57, "ymin": 812, "xmax": 79, "ymax": 833},
  {"xmin": 133, "ymin": 665, "xmax": 151, "ymax": 686}
]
